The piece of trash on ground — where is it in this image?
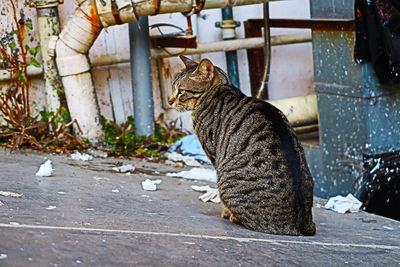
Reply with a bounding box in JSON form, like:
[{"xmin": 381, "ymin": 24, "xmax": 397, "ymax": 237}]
[
  {"xmin": 168, "ymin": 134, "xmax": 210, "ymax": 163},
  {"xmin": 191, "ymin": 185, "xmax": 220, "ymax": 203},
  {"xmin": 0, "ymin": 191, "xmax": 24, "ymax": 198},
  {"xmin": 111, "ymin": 189, "xmax": 120, "ymax": 193},
  {"xmin": 0, "ymin": 254, "xmax": 8, "ymax": 260},
  {"xmin": 35, "ymin": 159, "xmax": 55, "ymax": 177},
  {"xmin": 87, "ymin": 149, "xmax": 108, "ymax": 158},
  {"xmin": 93, "ymin": 176, "xmax": 110, "ymax": 181},
  {"xmin": 166, "ymin": 168, "xmax": 217, "ymax": 183},
  {"xmin": 142, "ymin": 179, "xmax": 162, "ymax": 191},
  {"xmin": 112, "ymin": 164, "xmax": 135, "ymax": 173},
  {"xmin": 46, "ymin": 205, "xmax": 57, "ymax": 210},
  {"xmin": 324, "ymin": 193, "xmax": 362, "ymax": 214},
  {"xmin": 70, "ymin": 152, "xmax": 93, "ymax": 161},
  {"xmin": 165, "ymin": 152, "xmax": 201, "ymax": 167}
]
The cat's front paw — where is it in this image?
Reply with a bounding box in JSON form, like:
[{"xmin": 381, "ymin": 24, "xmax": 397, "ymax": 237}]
[
  {"xmin": 221, "ymin": 207, "xmax": 231, "ymax": 219},
  {"xmin": 229, "ymin": 214, "xmax": 240, "ymax": 224}
]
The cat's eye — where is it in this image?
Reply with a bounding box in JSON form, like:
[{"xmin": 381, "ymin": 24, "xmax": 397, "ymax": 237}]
[{"xmin": 178, "ymin": 89, "xmax": 184, "ymax": 95}]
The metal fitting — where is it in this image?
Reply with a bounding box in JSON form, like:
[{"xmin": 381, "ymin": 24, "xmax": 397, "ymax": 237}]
[
  {"xmin": 215, "ymin": 20, "xmax": 240, "ymax": 40},
  {"xmin": 28, "ymin": 0, "xmax": 63, "ymax": 8}
]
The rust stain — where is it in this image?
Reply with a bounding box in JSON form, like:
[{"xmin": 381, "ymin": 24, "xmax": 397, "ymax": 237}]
[
  {"xmin": 159, "ymin": 59, "xmax": 172, "ymax": 79},
  {"xmin": 77, "ymin": 0, "xmax": 102, "ymax": 36}
]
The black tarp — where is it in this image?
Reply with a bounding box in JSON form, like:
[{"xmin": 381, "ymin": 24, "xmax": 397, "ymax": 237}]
[{"xmin": 354, "ymin": 0, "xmax": 400, "ymax": 83}]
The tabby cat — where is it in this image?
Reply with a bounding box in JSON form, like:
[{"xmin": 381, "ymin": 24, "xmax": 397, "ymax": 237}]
[{"xmin": 168, "ymin": 56, "xmax": 316, "ymax": 236}]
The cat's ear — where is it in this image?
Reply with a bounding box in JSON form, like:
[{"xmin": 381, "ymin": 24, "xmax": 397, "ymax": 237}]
[
  {"xmin": 180, "ymin": 55, "xmax": 198, "ymax": 69},
  {"xmin": 195, "ymin": 59, "xmax": 214, "ymax": 82}
]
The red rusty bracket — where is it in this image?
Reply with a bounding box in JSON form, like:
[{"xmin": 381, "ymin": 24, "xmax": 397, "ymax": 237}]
[
  {"xmin": 150, "ymin": 34, "xmax": 197, "ymax": 49},
  {"xmin": 246, "ymin": 18, "xmax": 355, "ymax": 31}
]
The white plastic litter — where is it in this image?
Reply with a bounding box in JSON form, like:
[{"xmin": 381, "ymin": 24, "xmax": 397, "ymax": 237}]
[
  {"xmin": 166, "ymin": 168, "xmax": 217, "ymax": 183},
  {"xmin": 0, "ymin": 254, "xmax": 8, "ymax": 260},
  {"xmin": 111, "ymin": 189, "xmax": 120, "ymax": 193},
  {"xmin": 142, "ymin": 179, "xmax": 162, "ymax": 191},
  {"xmin": 35, "ymin": 159, "xmax": 55, "ymax": 177},
  {"xmin": 0, "ymin": 191, "xmax": 24, "ymax": 198},
  {"xmin": 112, "ymin": 164, "xmax": 135, "ymax": 173},
  {"xmin": 324, "ymin": 193, "xmax": 362, "ymax": 214},
  {"xmin": 46, "ymin": 205, "xmax": 57, "ymax": 210},
  {"xmin": 165, "ymin": 152, "xmax": 201, "ymax": 167},
  {"xmin": 70, "ymin": 152, "xmax": 93, "ymax": 161},
  {"xmin": 87, "ymin": 149, "xmax": 108, "ymax": 158},
  {"xmin": 191, "ymin": 185, "xmax": 220, "ymax": 203}
]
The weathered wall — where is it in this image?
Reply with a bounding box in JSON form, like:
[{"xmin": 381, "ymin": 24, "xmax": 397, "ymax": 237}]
[{"xmin": 1, "ymin": 0, "xmax": 313, "ymax": 132}]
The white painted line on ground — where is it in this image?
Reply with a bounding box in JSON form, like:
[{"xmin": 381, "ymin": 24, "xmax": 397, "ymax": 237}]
[{"xmin": 0, "ymin": 223, "xmax": 398, "ymax": 250}]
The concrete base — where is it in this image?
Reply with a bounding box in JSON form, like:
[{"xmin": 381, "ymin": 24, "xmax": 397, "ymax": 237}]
[{"xmin": 0, "ymin": 149, "xmax": 399, "ymax": 266}]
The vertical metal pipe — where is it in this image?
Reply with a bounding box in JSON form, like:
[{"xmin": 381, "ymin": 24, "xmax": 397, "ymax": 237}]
[
  {"xmin": 129, "ymin": 17, "xmax": 155, "ymax": 136},
  {"xmin": 221, "ymin": 7, "xmax": 240, "ymax": 88},
  {"xmin": 36, "ymin": 7, "xmax": 61, "ymax": 112}
]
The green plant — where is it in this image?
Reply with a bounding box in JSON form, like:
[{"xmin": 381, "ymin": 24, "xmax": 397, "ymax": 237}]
[
  {"xmin": 101, "ymin": 114, "xmax": 187, "ymax": 158},
  {"xmin": 0, "ymin": 0, "xmax": 83, "ymax": 152}
]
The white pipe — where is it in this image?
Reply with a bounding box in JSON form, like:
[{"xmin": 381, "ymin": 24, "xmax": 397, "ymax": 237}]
[
  {"xmin": 268, "ymin": 94, "xmax": 318, "ymax": 127},
  {"xmin": 151, "ymin": 33, "xmax": 311, "ymax": 58},
  {"xmin": 55, "ymin": 0, "xmax": 103, "ymax": 142},
  {"xmin": 0, "ymin": 66, "xmax": 42, "ymax": 82}
]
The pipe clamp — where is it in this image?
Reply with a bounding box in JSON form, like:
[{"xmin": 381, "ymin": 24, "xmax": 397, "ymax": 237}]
[
  {"xmin": 28, "ymin": 0, "xmax": 63, "ymax": 8},
  {"xmin": 47, "ymin": 35, "xmax": 59, "ymax": 57},
  {"xmin": 95, "ymin": 0, "xmax": 140, "ymax": 27},
  {"xmin": 56, "ymin": 53, "xmax": 91, "ymax": 77}
]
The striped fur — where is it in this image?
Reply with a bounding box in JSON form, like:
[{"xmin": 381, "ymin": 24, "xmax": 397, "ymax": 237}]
[{"xmin": 169, "ymin": 56, "xmax": 316, "ymax": 236}]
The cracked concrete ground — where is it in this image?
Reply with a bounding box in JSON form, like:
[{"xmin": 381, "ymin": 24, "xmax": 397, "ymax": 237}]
[{"xmin": 0, "ymin": 149, "xmax": 399, "ymax": 266}]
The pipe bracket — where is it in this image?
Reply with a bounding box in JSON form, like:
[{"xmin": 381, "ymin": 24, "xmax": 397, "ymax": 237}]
[
  {"xmin": 28, "ymin": 0, "xmax": 63, "ymax": 8},
  {"xmin": 47, "ymin": 35, "xmax": 59, "ymax": 57},
  {"xmin": 95, "ymin": 0, "xmax": 139, "ymax": 27},
  {"xmin": 182, "ymin": 0, "xmax": 206, "ymax": 16}
]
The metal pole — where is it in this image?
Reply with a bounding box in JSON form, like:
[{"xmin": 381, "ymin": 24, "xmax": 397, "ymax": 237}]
[
  {"xmin": 221, "ymin": 7, "xmax": 240, "ymax": 88},
  {"xmin": 129, "ymin": 17, "xmax": 155, "ymax": 136}
]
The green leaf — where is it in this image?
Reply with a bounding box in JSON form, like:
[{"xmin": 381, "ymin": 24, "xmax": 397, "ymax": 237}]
[
  {"xmin": 18, "ymin": 70, "xmax": 26, "ymax": 84},
  {"xmin": 30, "ymin": 57, "xmax": 41, "ymax": 68},
  {"xmin": 32, "ymin": 45, "xmax": 41, "ymax": 57},
  {"xmin": 8, "ymin": 42, "xmax": 16, "ymax": 49},
  {"xmin": 26, "ymin": 22, "xmax": 33, "ymax": 30}
]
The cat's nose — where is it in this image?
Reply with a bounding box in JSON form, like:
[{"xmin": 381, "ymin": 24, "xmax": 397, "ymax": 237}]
[{"xmin": 167, "ymin": 96, "xmax": 174, "ymax": 105}]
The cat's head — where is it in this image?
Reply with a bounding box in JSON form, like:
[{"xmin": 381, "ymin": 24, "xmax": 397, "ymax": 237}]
[{"xmin": 168, "ymin": 56, "xmax": 229, "ymax": 112}]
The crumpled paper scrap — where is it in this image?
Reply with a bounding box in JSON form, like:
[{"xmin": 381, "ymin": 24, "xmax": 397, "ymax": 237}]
[
  {"xmin": 71, "ymin": 152, "xmax": 93, "ymax": 161},
  {"xmin": 165, "ymin": 152, "xmax": 201, "ymax": 167},
  {"xmin": 35, "ymin": 159, "xmax": 55, "ymax": 177},
  {"xmin": 166, "ymin": 168, "xmax": 217, "ymax": 183},
  {"xmin": 324, "ymin": 193, "xmax": 362, "ymax": 214},
  {"xmin": 142, "ymin": 179, "xmax": 162, "ymax": 191},
  {"xmin": 112, "ymin": 164, "xmax": 135, "ymax": 173},
  {"xmin": 0, "ymin": 191, "xmax": 24, "ymax": 198},
  {"xmin": 191, "ymin": 185, "xmax": 220, "ymax": 203}
]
